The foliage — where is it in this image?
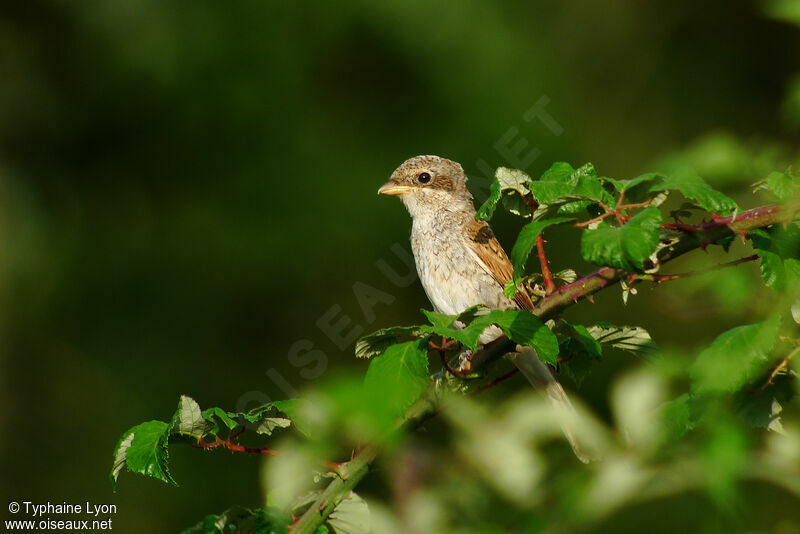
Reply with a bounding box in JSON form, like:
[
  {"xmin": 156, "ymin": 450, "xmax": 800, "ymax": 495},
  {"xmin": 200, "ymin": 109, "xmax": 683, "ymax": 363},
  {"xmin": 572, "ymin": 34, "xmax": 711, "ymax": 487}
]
[{"xmin": 111, "ymin": 160, "xmax": 800, "ymax": 533}]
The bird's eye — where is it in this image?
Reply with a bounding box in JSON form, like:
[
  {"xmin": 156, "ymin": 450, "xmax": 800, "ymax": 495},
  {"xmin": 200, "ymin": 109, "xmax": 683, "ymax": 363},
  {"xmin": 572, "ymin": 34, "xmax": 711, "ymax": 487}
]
[{"xmin": 417, "ymin": 172, "xmax": 432, "ymax": 184}]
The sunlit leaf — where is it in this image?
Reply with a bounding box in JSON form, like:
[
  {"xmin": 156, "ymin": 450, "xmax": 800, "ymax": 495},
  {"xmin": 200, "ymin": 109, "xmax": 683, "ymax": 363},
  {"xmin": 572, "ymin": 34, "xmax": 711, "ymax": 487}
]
[
  {"xmin": 585, "ymin": 323, "xmax": 658, "ymax": 356},
  {"xmin": 580, "ymin": 208, "xmax": 662, "ymax": 270},
  {"xmin": 170, "ymin": 395, "xmax": 212, "ymax": 440},
  {"xmin": 649, "ymin": 169, "xmax": 737, "ymax": 215},
  {"xmin": 111, "ymin": 421, "xmax": 176, "ymax": 489}
]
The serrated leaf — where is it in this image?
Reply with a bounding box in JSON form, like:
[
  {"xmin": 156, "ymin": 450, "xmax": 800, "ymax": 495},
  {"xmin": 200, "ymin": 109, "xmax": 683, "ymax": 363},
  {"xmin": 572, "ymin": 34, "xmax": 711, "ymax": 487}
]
[
  {"xmin": 355, "ymin": 326, "xmax": 421, "ymax": 359},
  {"xmin": 530, "ymin": 162, "xmax": 611, "ymax": 211},
  {"xmin": 580, "ymin": 207, "xmax": 662, "ymax": 270},
  {"xmin": 690, "ymin": 315, "xmax": 782, "ymax": 395},
  {"xmin": 363, "ymin": 340, "xmax": 429, "ymax": 418},
  {"xmin": 585, "ymin": 323, "xmax": 658, "ymax": 356},
  {"xmin": 493, "ymin": 310, "xmax": 559, "ymax": 364},
  {"xmin": 202, "ymin": 407, "xmax": 239, "ymax": 435},
  {"xmin": 476, "ymin": 179, "xmax": 502, "ymax": 221},
  {"xmin": 475, "ymin": 167, "xmax": 534, "ymax": 220},
  {"xmin": 170, "ymin": 395, "xmax": 212, "ymax": 439},
  {"xmin": 112, "ymin": 420, "xmax": 176, "ymax": 488},
  {"xmin": 421, "ymin": 308, "xmax": 558, "ymax": 363},
  {"xmin": 496, "ymin": 167, "xmax": 533, "ymax": 196},
  {"xmin": 529, "ymin": 162, "xmax": 579, "ymax": 204},
  {"xmin": 327, "ymin": 491, "xmax": 370, "ymax": 534},
  {"xmin": 603, "ymin": 173, "xmax": 660, "ymax": 193},
  {"xmin": 751, "ymin": 224, "xmax": 800, "ymax": 290},
  {"xmin": 422, "ymin": 309, "xmax": 459, "ymax": 329},
  {"xmin": 508, "ymin": 217, "xmax": 574, "ymax": 284},
  {"xmin": 110, "ymin": 432, "xmax": 134, "ymax": 491},
  {"xmin": 759, "ymin": 170, "xmax": 799, "ymax": 202},
  {"xmin": 649, "ymin": 169, "xmax": 737, "ymax": 215}
]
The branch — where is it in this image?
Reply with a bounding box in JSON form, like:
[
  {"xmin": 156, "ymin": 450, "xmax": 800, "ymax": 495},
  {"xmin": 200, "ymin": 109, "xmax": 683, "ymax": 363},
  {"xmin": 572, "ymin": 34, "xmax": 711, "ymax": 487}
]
[
  {"xmin": 533, "ymin": 201, "xmax": 799, "ymax": 319},
  {"xmin": 629, "ymin": 254, "xmax": 759, "ymax": 283},
  {"xmin": 192, "ymin": 435, "xmax": 280, "ymax": 456},
  {"xmin": 291, "ymin": 200, "xmax": 799, "ymax": 533},
  {"xmin": 291, "ymin": 447, "xmax": 376, "ymax": 532},
  {"xmin": 536, "ymin": 235, "xmax": 557, "ymax": 294}
]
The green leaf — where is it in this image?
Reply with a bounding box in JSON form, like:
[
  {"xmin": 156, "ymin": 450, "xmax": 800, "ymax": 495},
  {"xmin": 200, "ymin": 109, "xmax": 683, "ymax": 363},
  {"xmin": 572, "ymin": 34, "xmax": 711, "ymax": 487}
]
[
  {"xmin": 422, "ymin": 309, "xmax": 459, "ymax": 329},
  {"xmin": 580, "ymin": 207, "xmax": 662, "ymax": 270},
  {"xmin": 475, "ymin": 179, "xmax": 502, "ymax": 221},
  {"xmin": 690, "ymin": 315, "xmax": 782, "ymax": 395},
  {"xmin": 585, "ymin": 323, "xmax": 658, "ymax": 356},
  {"xmin": 327, "ymin": 492, "xmax": 370, "ymax": 534},
  {"xmin": 111, "ymin": 420, "xmax": 176, "ymax": 489},
  {"xmin": 508, "ymin": 217, "xmax": 574, "ymax": 284},
  {"xmin": 754, "ymin": 170, "xmax": 799, "ymax": 202},
  {"xmin": 363, "ymin": 340, "xmax": 429, "ymax": 419},
  {"xmin": 751, "ymin": 224, "xmax": 800, "ymax": 290},
  {"xmin": 180, "ymin": 506, "xmax": 290, "ymax": 534},
  {"xmin": 201, "ymin": 407, "xmax": 239, "ymax": 435},
  {"xmin": 422, "ymin": 308, "xmax": 558, "ymax": 364},
  {"xmin": 757, "ymin": 249, "xmax": 787, "ymax": 289},
  {"xmin": 659, "ymin": 394, "xmax": 696, "ymax": 444},
  {"xmin": 558, "ymin": 322, "xmax": 603, "ymax": 386},
  {"xmin": 493, "ymin": 310, "xmax": 559, "ymax": 365},
  {"xmin": 734, "ymin": 373, "xmax": 794, "ymax": 430},
  {"xmin": 110, "ymin": 432, "xmax": 134, "ymax": 491},
  {"xmin": 170, "ymin": 395, "xmax": 213, "ymax": 440},
  {"xmin": 649, "ymin": 169, "xmax": 737, "ymax": 215},
  {"xmin": 475, "ymin": 167, "xmax": 534, "ymax": 220},
  {"xmin": 529, "ymin": 162, "xmax": 579, "ymax": 204},
  {"xmin": 603, "ymin": 173, "xmax": 660, "ymax": 193},
  {"xmin": 355, "ymin": 326, "xmax": 421, "ymax": 359}
]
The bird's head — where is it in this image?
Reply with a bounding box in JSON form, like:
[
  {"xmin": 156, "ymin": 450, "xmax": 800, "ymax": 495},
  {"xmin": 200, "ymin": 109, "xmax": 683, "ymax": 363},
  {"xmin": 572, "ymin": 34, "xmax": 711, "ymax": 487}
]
[{"xmin": 378, "ymin": 155, "xmax": 473, "ymax": 217}]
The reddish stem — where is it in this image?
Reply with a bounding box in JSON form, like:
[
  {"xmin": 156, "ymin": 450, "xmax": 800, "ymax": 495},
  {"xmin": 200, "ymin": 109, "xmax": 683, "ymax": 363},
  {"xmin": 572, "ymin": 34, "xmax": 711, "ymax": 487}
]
[
  {"xmin": 468, "ymin": 368, "xmax": 519, "ymax": 396},
  {"xmin": 193, "ymin": 436, "xmax": 280, "ymax": 455},
  {"xmin": 536, "ymin": 234, "xmax": 557, "ymax": 294},
  {"xmin": 630, "ymin": 254, "xmax": 759, "ymax": 283}
]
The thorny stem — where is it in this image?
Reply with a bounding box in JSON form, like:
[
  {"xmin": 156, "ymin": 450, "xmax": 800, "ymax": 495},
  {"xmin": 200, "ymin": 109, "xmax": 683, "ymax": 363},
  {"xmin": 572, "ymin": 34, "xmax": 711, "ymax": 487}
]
[
  {"xmin": 192, "ymin": 435, "xmax": 280, "ymax": 456},
  {"xmin": 628, "ymin": 254, "xmax": 760, "ymax": 283},
  {"xmin": 574, "ymin": 197, "xmax": 657, "ymax": 228},
  {"xmin": 537, "ymin": 235, "xmax": 557, "ymax": 294},
  {"xmin": 291, "ymin": 200, "xmax": 799, "ymax": 534},
  {"xmin": 527, "ymin": 195, "xmax": 557, "ymax": 294},
  {"xmin": 291, "ymin": 447, "xmax": 376, "ymax": 533}
]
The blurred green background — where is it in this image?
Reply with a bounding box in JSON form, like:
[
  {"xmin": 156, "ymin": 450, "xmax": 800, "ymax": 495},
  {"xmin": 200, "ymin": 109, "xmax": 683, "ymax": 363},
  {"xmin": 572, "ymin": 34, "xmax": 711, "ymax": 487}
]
[{"xmin": 1, "ymin": 1, "xmax": 800, "ymax": 532}]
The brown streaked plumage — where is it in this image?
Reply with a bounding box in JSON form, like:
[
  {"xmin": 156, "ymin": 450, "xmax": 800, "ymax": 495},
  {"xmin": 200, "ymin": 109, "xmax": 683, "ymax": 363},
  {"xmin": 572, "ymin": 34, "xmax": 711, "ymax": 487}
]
[{"xmin": 379, "ymin": 154, "xmax": 595, "ymax": 463}]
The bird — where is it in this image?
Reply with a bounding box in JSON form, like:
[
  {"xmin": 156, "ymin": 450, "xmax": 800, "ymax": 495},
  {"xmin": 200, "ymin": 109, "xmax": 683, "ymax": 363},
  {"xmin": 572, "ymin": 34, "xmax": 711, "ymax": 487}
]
[{"xmin": 378, "ymin": 154, "xmax": 593, "ymax": 462}]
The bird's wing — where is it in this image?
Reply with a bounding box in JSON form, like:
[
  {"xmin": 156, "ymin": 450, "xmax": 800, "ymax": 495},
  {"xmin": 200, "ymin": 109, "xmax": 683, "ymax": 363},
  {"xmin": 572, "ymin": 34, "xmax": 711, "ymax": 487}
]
[{"xmin": 464, "ymin": 219, "xmax": 535, "ymax": 312}]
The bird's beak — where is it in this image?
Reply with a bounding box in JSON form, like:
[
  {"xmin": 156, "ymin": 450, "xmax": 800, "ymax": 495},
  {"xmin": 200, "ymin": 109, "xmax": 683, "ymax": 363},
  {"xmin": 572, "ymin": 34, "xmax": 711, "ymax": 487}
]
[{"xmin": 378, "ymin": 181, "xmax": 417, "ymax": 196}]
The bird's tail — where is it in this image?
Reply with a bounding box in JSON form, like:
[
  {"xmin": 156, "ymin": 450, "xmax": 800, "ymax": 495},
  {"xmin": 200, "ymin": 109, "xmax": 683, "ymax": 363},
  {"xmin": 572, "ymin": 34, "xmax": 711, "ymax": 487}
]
[{"xmin": 507, "ymin": 345, "xmax": 598, "ymax": 463}]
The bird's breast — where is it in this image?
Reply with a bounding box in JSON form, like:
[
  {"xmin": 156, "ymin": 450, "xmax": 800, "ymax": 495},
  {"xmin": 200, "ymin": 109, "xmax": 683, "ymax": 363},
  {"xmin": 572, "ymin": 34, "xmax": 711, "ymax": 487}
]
[{"xmin": 410, "ymin": 221, "xmax": 513, "ymax": 316}]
